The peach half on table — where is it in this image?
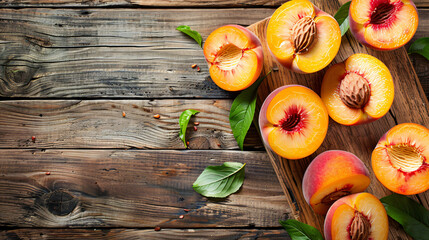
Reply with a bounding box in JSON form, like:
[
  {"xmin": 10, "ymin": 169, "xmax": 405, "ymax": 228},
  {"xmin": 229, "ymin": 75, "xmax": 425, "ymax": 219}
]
[
  {"xmin": 302, "ymin": 150, "xmax": 371, "ymax": 215},
  {"xmin": 372, "ymin": 123, "xmax": 429, "ymax": 195},
  {"xmin": 349, "ymin": 0, "xmax": 418, "ymax": 51},
  {"xmin": 324, "ymin": 192, "xmax": 389, "ymax": 240},
  {"xmin": 321, "ymin": 53, "xmax": 394, "ymax": 126},
  {"xmin": 203, "ymin": 25, "xmax": 264, "ymax": 91},
  {"xmin": 258, "ymin": 85, "xmax": 329, "ymax": 160},
  {"xmin": 266, "ymin": 0, "xmax": 341, "ymax": 74}
]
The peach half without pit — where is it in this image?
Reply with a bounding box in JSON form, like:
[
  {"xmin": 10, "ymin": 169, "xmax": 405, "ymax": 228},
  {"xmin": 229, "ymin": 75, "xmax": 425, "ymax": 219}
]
[
  {"xmin": 258, "ymin": 85, "xmax": 329, "ymax": 159},
  {"xmin": 266, "ymin": 0, "xmax": 341, "ymax": 74},
  {"xmin": 324, "ymin": 192, "xmax": 389, "ymax": 240},
  {"xmin": 203, "ymin": 25, "xmax": 264, "ymax": 91},
  {"xmin": 302, "ymin": 150, "xmax": 371, "ymax": 215},
  {"xmin": 349, "ymin": 0, "xmax": 418, "ymax": 51},
  {"xmin": 372, "ymin": 123, "xmax": 429, "ymax": 195},
  {"xmin": 321, "ymin": 53, "xmax": 394, "ymax": 126}
]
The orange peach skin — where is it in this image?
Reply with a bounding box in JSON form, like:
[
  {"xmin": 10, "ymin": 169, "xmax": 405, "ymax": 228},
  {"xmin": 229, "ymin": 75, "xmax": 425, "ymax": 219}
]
[
  {"xmin": 324, "ymin": 193, "xmax": 389, "ymax": 240},
  {"xmin": 266, "ymin": 0, "xmax": 341, "ymax": 73},
  {"xmin": 349, "ymin": 0, "xmax": 418, "ymax": 51},
  {"xmin": 259, "ymin": 85, "xmax": 329, "ymax": 159},
  {"xmin": 321, "ymin": 54, "xmax": 394, "ymax": 125},
  {"xmin": 302, "ymin": 150, "xmax": 370, "ymax": 215},
  {"xmin": 372, "ymin": 123, "xmax": 429, "ymax": 195},
  {"xmin": 203, "ymin": 25, "xmax": 263, "ymax": 91}
]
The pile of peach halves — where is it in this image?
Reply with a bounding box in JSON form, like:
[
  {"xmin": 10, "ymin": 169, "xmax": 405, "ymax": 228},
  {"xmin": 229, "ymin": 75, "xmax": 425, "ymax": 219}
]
[{"xmin": 202, "ymin": 0, "xmax": 427, "ymax": 239}]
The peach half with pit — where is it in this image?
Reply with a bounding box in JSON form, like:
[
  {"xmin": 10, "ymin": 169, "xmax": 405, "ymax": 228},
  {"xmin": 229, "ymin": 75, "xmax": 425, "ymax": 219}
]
[
  {"xmin": 203, "ymin": 25, "xmax": 264, "ymax": 91},
  {"xmin": 321, "ymin": 53, "xmax": 394, "ymax": 126},
  {"xmin": 372, "ymin": 123, "xmax": 429, "ymax": 195},
  {"xmin": 302, "ymin": 150, "xmax": 371, "ymax": 215},
  {"xmin": 349, "ymin": 0, "xmax": 418, "ymax": 51},
  {"xmin": 324, "ymin": 192, "xmax": 389, "ymax": 240},
  {"xmin": 266, "ymin": 0, "xmax": 341, "ymax": 73},
  {"xmin": 258, "ymin": 85, "xmax": 329, "ymax": 159}
]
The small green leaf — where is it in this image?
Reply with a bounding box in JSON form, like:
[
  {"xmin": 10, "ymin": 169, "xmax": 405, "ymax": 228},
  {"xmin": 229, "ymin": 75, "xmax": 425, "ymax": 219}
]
[
  {"xmin": 179, "ymin": 109, "xmax": 199, "ymax": 148},
  {"xmin": 229, "ymin": 70, "xmax": 271, "ymax": 150},
  {"xmin": 176, "ymin": 25, "xmax": 203, "ymax": 47},
  {"xmin": 193, "ymin": 162, "xmax": 245, "ymax": 198},
  {"xmin": 334, "ymin": 1, "xmax": 351, "ymax": 36},
  {"xmin": 408, "ymin": 37, "xmax": 429, "ymax": 61},
  {"xmin": 279, "ymin": 219, "xmax": 324, "ymax": 240},
  {"xmin": 380, "ymin": 194, "xmax": 429, "ymax": 240}
]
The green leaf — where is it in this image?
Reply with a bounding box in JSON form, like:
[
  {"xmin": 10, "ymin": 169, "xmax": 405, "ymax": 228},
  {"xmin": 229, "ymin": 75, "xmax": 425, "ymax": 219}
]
[
  {"xmin": 279, "ymin": 219, "xmax": 324, "ymax": 240},
  {"xmin": 229, "ymin": 70, "xmax": 271, "ymax": 150},
  {"xmin": 176, "ymin": 25, "xmax": 203, "ymax": 47},
  {"xmin": 193, "ymin": 162, "xmax": 245, "ymax": 198},
  {"xmin": 334, "ymin": 1, "xmax": 351, "ymax": 36},
  {"xmin": 179, "ymin": 109, "xmax": 199, "ymax": 148},
  {"xmin": 408, "ymin": 37, "xmax": 429, "ymax": 61},
  {"xmin": 380, "ymin": 194, "xmax": 429, "ymax": 240}
]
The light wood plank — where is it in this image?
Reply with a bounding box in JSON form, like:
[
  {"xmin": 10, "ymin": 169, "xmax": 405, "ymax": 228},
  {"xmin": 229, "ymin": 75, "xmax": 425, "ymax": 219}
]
[
  {"xmin": 0, "ymin": 228, "xmax": 291, "ymax": 240},
  {"xmin": 0, "ymin": 149, "xmax": 290, "ymax": 228},
  {"xmin": 0, "ymin": 8, "xmax": 427, "ymax": 99},
  {"xmin": 0, "ymin": 8, "xmax": 274, "ymax": 98},
  {"xmin": 0, "ymin": 0, "xmax": 427, "ymax": 7},
  {"xmin": 0, "ymin": 99, "xmax": 263, "ymax": 149}
]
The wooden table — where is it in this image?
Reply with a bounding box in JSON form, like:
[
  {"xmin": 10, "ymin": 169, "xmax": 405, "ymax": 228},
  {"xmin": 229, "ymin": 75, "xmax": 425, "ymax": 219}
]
[{"xmin": 0, "ymin": 0, "xmax": 427, "ymax": 239}]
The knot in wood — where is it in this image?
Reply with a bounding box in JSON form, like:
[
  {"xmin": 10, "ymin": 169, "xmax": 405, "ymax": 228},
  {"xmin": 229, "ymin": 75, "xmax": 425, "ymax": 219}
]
[
  {"xmin": 350, "ymin": 211, "xmax": 371, "ymax": 240},
  {"xmin": 292, "ymin": 16, "xmax": 316, "ymax": 54},
  {"xmin": 339, "ymin": 72, "xmax": 370, "ymax": 109},
  {"xmin": 44, "ymin": 189, "xmax": 78, "ymax": 216}
]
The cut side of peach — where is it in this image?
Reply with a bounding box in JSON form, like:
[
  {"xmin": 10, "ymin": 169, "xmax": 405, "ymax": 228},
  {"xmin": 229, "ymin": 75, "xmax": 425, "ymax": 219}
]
[
  {"xmin": 324, "ymin": 193, "xmax": 389, "ymax": 240},
  {"xmin": 259, "ymin": 85, "xmax": 329, "ymax": 159},
  {"xmin": 203, "ymin": 25, "xmax": 263, "ymax": 91},
  {"xmin": 321, "ymin": 53, "xmax": 394, "ymax": 125},
  {"xmin": 266, "ymin": 0, "xmax": 340, "ymax": 73},
  {"xmin": 350, "ymin": 0, "xmax": 418, "ymax": 50},
  {"xmin": 372, "ymin": 123, "xmax": 429, "ymax": 195}
]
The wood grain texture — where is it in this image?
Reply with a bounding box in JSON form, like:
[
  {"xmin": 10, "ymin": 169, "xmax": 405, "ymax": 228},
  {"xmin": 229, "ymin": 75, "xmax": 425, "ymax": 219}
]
[
  {"xmin": 248, "ymin": 12, "xmax": 429, "ymax": 239},
  {"xmin": 0, "ymin": 8, "xmax": 274, "ymax": 99},
  {"xmin": 0, "ymin": 99, "xmax": 263, "ymax": 149},
  {"xmin": 0, "ymin": 0, "xmax": 427, "ymax": 7},
  {"xmin": 0, "ymin": 228, "xmax": 291, "ymax": 240},
  {"xmin": 0, "ymin": 8, "xmax": 427, "ymax": 99},
  {"xmin": 0, "ymin": 149, "xmax": 290, "ymax": 228}
]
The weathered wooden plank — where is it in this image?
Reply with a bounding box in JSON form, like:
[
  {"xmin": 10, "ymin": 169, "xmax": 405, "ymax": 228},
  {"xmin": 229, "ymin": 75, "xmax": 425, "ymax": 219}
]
[
  {"xmin": 0, "ymin": 149, "xmax": 290, "ymax": 228},
  {"xmin": 0, "ymin": 228, "xmax": 291, "ymax": 240},
  {"xmin": 0, "ymin": 0, "xmax": 427, "ymax": 7},
  {"xmin": 0, "ymin": 8, "xmax": 275, "ymax": 98},
  {"xmin": 0, "ymin": 8, "xmax": 427, "ymax": 99},
  {"xmin": 248, "ymin": 6, "xmax": 429, "ymax": 238},
  {"xmin": 0, "ymin": 99, "xmax": 263, "ymax": 149}
]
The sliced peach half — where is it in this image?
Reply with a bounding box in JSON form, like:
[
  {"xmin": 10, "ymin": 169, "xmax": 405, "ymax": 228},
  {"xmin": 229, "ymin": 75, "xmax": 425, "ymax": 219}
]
[
  {"xmin": 372, "ymin": 123, "xmax": 429, "ymax": 195},
  {"xmin": 349, "ymin": 0, "xmax": 418, "ymax": 50},
  {"xmin": 266, "ymin": 0, "xmax": 341, "ymax": 73},
  {"xmin": 321, "ymin": 53, "xmax": 394, "ymax": 125},
  {"xmin": 324, "ymin": 192, "xmax": 389, "ymax": 240},
  {"xmin": 258, "ymin": 85, "xmax": 329, "ymax": 159},
  {"xmin": 203, "ymin": 25, "xmax": 263, "ymax": 91},
  {"xmin": 302, "ymin": 150, "xmax": 371, "ymax": 215}
]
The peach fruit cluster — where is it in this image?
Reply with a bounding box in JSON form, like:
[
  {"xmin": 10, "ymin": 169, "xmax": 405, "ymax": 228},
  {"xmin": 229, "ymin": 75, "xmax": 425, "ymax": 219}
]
[{"xmin": 201, "ymin": 0, "xmax": 423, "ymax": 238}]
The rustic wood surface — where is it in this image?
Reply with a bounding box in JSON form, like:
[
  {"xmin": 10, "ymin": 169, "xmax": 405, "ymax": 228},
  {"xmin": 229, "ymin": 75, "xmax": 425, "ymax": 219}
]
[
  {"xmin": 0, "ymin": 229, "xmax": 291, "ymax": 240},
  {"xmin": 0, "ymin": 100, "xmax": 262, "ymax": 149},
  {"xmin": 0, "ymin": 150, "xmax": 289, "ymax": 228},
  {"xmin": 248, "ymin": 4, "xmax": 429, "ymax": 239},
  {"xmin": 0, "ymin": 0, "xmax": 427, "ymax": 7},
  {"xmin": 0, "ymin": 0, "xmax": 428, "ymax": 239}
]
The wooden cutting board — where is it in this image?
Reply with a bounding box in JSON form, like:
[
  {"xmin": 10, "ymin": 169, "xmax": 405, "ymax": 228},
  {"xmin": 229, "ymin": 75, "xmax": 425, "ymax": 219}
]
[{"xmin": 247, "ymin": 9, "xmax": 429, "ymax": 240}]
